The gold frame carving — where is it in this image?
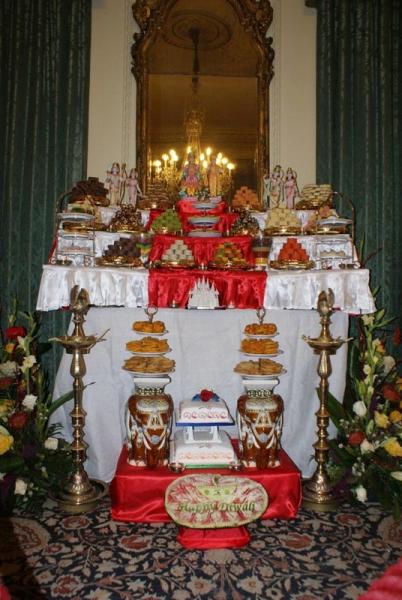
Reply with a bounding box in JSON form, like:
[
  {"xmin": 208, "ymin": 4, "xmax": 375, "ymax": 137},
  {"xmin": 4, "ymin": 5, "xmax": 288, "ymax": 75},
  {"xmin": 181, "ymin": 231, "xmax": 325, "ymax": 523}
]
[{"xmin": 131, "ymin": 0, "xmax": 274, "ymax": 198}]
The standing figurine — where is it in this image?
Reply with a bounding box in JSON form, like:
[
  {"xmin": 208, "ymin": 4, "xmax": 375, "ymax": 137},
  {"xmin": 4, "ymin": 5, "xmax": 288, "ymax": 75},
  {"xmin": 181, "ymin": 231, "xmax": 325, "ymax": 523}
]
[
  {"xmin": 267, "ymin": 165, "xmax": 284, "ymax": 208},
  {"xmin": 120, "ymin": 163, "xmax": 128, "ymax": 203},
  {"xmin": 283, "ymin": 167, "xmax": 299, "ymax": 209},
  {"xmin": 105, "ymin": 162, "xmax": 124, "ymax": 206},
  {"xmin": 126, "ymin": 168, "xmax": 142, "ymax": 208},
  {"xmin": 206, "ymin": 155, "xmax": 221, "ymax": 197},
  {"xmin": 180, "ymin": 152, "xmax": 201, "ymax": 197}
]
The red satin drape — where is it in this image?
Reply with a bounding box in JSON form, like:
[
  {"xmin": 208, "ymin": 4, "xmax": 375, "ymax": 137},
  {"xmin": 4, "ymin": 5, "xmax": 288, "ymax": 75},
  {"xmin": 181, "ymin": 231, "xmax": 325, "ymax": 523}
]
[
  {"xmin": 148, "ymin": 268, "xmax": 267, "ymax": 308},
  {"xmin": 149, "ymin": 234, "xmax": 255, "ymax": 264},
  {"xmin": 110, "ymin": 446, "xmax": 301, "ymax": 524}
]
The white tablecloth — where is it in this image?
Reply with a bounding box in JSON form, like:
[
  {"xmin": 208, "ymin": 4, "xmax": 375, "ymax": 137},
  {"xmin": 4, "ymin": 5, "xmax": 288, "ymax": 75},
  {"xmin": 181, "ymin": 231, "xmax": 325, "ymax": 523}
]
[
  {"xmin": 52, "ymin": 307, "xmax": 349, "ymax": 483},
  {"xmin": 264, "ymin": 268, "xmax": 375, "ymax": 314},
  {"xmin": 36, "ymin": 265, "xmax": 148, "ymax": 310},
  {"xmin": 37, "ymin": 264, "xmax": 375, "ymax": 314}
]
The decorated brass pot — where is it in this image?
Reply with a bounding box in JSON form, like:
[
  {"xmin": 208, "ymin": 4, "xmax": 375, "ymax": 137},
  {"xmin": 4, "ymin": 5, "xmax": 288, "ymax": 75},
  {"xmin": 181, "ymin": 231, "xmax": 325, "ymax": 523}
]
[
  {"xmin": 126, "ymin": 379, "xmax": 173, "ymax": 468},
  {"xmin": 237, "ymin": 390, "xmax": 283, "ymax": 469}
]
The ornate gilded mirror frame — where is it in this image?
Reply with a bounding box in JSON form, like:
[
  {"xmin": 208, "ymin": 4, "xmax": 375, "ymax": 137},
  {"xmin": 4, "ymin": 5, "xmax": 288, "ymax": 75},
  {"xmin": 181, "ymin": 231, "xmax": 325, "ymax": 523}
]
[{"xmin": 131, "ymin": 0, "xmax": 274, "ymax": 199}]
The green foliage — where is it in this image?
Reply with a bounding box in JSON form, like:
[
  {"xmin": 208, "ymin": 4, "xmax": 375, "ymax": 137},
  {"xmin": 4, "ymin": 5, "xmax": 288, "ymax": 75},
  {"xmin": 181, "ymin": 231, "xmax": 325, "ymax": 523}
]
[
  {"xmin": 327, "ymin": 308, "xmax": 402, "ymax": 518},
  {"xmin": 0, "ymin": 303, "xmax": 73, "ymax": 513}
]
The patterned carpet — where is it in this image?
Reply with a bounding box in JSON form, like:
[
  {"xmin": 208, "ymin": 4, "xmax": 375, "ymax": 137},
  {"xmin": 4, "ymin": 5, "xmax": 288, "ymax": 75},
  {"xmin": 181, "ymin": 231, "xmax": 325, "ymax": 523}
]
[{"xmin": 1, "ymin": 496, "xmax": 401, "ymax": 600}]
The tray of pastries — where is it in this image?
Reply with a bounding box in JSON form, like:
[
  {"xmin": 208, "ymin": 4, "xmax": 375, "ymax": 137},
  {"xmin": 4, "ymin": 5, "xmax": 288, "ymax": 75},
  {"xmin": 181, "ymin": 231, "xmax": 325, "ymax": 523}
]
[
  {"xmin": 270, "ymin": 238, "xmax": 314, "ymax": 270},
  {"xmin": 232, "ymin": 186, "xmax": 260, "ymax": 210},
  {"xmin": 132, "ymin": 320, "xmax": 167, "ymax": 335},
  {"xmin": 108, "ymin": 205, "xmax": 145, "ymax": 233},
  {"xmin": 240, "ymin": 338, "xmax": 280, "ymax": 355},
  {"xmin": 123, "ymin": 355, "xmax": 175, "ymax": 375},
  {"xmin": 209, "ymin": 242, "xmax": 252, "ymax": 270},
  {"xmin": 264, "ymin": 208, "xmax": 302, "ymax": 236},
  {"xmin": 126, "ymin": 337, "xmax": 170, "ymax": 354},
  {"xmin": 243, "ymin": 322, "xmax": 278, "ymax": 338},
  {"xmin": 234, "ymin": 357, "xmax": 285, "ymax": 378},
  {"xmin": 156, "ymin": 239, "xmax": 195, "ymax": 268}
]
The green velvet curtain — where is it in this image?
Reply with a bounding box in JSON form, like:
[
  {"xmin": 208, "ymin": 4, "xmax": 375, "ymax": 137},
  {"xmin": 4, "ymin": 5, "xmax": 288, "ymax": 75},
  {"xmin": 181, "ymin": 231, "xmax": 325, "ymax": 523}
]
[
  {"xmin": 316, "ymin": 0, "xmax": 402, "ymax": 324},
  {"xmin": 0, "ymin": 0, "xmax": 91, "ymax": 378}
]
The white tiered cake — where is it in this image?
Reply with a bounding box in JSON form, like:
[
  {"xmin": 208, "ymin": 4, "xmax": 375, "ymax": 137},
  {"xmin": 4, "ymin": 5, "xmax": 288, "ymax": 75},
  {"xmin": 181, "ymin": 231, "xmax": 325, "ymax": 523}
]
[{"xmin": 170, "ymin": 390, "xmax": 236, "ymax": 467}]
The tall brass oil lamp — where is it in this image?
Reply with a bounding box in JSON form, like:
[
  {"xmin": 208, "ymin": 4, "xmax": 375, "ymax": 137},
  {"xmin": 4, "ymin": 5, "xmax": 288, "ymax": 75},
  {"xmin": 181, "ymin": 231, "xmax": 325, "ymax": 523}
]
[
  {"xmin": 51, "ymin": 286, "xmax": 108, "ymax": 512},
  {"xmin": 302, "ymin": 289, "xmax": 349, "ymax": 511}
]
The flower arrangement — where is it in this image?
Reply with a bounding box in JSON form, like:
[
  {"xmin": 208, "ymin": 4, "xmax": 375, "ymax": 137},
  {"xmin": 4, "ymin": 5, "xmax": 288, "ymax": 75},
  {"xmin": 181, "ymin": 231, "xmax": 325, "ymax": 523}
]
[
  {"xmin": 327, "ymin": 308, "xmax": 402, "ymax": 517},
  {"xmin": 0, "ymin": 300, "xmax": 73, "ymax": 513}
]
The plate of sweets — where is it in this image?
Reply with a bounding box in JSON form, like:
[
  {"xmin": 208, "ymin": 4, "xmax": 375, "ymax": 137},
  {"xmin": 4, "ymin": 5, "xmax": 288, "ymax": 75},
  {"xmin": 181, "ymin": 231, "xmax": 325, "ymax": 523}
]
[
  {"xmin": 132, "ymin": 319, "xmax": 167, "ymax": 336},
  {"xmin": 123, "ymin": 355, "xmax": 175, "ymax": 375},
  {"xmin": 240, "ymin": 337, "xmax": 281, "ymax": 356},
  {"xmin": 270, "ymin": 238, "xmax": 315, "ymax": 270},
  {"xmin": 126, "ymin": 337, "xmax": 171, "ymax": 355},
  {"xmin": 234, "ymin": 358, "xmax": 286, "ymax": 379},
  {"xmin": 209, "ymin": 242, "xmax": 252, "ymax": 270},
  {"xmin": 243, "ymin": 322, "xmax": 278, "ymax": 339}
]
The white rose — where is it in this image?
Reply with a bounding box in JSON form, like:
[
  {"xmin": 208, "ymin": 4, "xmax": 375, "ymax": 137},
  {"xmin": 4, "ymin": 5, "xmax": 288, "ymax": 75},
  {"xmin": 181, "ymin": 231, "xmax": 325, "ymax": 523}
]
[
  {"xmin": 15, "ymin": 479, "xmax": 28, "ymax": 495},
  {"xmin": 360, "ymin": 439, "xmax": 374, "ymax": 454},
  {"xmin": 22, "ymin": 394, "xmax": 37, "ymax": 411},
  {"xmin": 0, "ymin": 360, "xmax": 17, "ymax": 377},
  {"xmin": 353, "ymin": 401, "xmax": 367, "ymax": 417},
  {"xmin": 354, "ymin": 485, "xmax": 367, "ymax": 503},
  {"xmin": 391, "ymin": 472, "xmax": 402, "ymax": 481},
  {"xmin": 383, "ymin": 356, "xmax": 396, "ymax": 375},
  {"xmin": 21, "ymin": 355, "xmax": 37, "ymax": 373},
  {"xmin": 44, "ymin": 437, "xmax": 58, "ymax": 450}
]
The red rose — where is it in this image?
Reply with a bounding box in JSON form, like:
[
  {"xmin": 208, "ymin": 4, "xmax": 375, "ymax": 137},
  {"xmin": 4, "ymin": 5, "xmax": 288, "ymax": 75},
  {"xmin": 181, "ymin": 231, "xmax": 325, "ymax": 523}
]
[
  {"xmin": 348, "ymin": 430, "xmax": 365, "ymax": 447},
  {"xmin": 0, "ymin": 377, "xmax": 15, "ymax": 390},
  {"xmin": 8, "ymin": 411, "xmax": 29, "ymax": 430},
  {"xmin": 200, "ymin": 389, "xmax": 214, "ymax": 402},
  {"xmin": 5, "ymin": 326, "xmax": 26, "ymax": 341},
  {"xmin": 393, "ymin": 326, "xmax": 401, "ymax": 347},
  {"xmin": 382, "ymin": 384, "xmax": 400, "ymax": 403}
]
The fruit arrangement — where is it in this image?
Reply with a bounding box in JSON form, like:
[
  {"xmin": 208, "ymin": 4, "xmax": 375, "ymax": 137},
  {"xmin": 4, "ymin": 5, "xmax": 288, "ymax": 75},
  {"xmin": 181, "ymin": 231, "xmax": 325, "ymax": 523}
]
[
  {"xmin": 109, "ymin": 205, "xmax": 144, "ymax": 232},
  {"xmin": 276, "ymin": 238, "xmax": 310, "ymax": 264},
  {"xmin": 151, "ymin": 209, "xmax": 182, "ymax": 233},
  {"xmin": 211, "ymin": 242, "xmax": 249, "ymax": 268},
  {"xmin": 232, "ymin": 186, "xmax": 260, "ymax": 210}
]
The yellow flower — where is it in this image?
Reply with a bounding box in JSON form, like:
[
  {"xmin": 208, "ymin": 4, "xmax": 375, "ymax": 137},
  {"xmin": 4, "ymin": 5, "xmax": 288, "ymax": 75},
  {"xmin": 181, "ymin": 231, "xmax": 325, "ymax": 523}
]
[
  {"xmin": 0, "ymin": 399, "xmax": 14, "ymax": 417},
  {"xmin": 0, "ymin": 433, "xmax": 14, "ymax": 455},
  {"xmin": 389, "ymin": 411, "xmax": 402, "ymax": 423},
  {"xmin": 5, "ymin": 342, "xmax": 15, "ymax": 354},
  {"xmin": 383, "ymin": 439, "xmax": 402, "ymax": 458},
  {"xmin": 374, "ymin": 411, "xmax": 389, "ymax": 428},
  {"xmin": 372, "ymin": 339, "xmax": 386, "ymax": 354}
]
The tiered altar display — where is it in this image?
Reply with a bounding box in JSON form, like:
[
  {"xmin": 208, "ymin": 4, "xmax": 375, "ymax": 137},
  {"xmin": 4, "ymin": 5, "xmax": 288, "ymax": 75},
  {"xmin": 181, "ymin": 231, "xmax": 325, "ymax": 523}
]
[{"xmin": 38, "ymin": 174, "xmax": 375, "ymax": 526}]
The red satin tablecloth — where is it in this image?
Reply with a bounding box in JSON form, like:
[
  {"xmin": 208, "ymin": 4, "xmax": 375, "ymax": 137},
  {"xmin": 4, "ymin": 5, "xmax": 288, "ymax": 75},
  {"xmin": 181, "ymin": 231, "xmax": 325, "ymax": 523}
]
[
  {"xmin": 148, "ymin": 268, "xmax": 266, "ymax": 308},
  {"xmin": 110, "ymin": 446, "xmax": 301, "ymax": 524},
  {"xmin": 149, "ymin": 234, "xmax": 255, "ymax": 264}
]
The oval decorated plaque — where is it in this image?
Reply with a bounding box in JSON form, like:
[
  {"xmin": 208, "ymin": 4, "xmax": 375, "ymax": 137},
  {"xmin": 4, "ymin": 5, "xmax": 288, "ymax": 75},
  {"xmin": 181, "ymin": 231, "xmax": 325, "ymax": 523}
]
[{"xmin": 165, "ymin": 474, "xmax": 268, "ymax": 529}]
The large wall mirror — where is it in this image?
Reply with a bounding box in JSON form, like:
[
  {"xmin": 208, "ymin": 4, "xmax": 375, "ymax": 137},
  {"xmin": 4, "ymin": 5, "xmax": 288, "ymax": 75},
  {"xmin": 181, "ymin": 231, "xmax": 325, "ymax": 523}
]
[{"xmin": 132, "ymin": 0, "xmax": 274, "ymax": 198}]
